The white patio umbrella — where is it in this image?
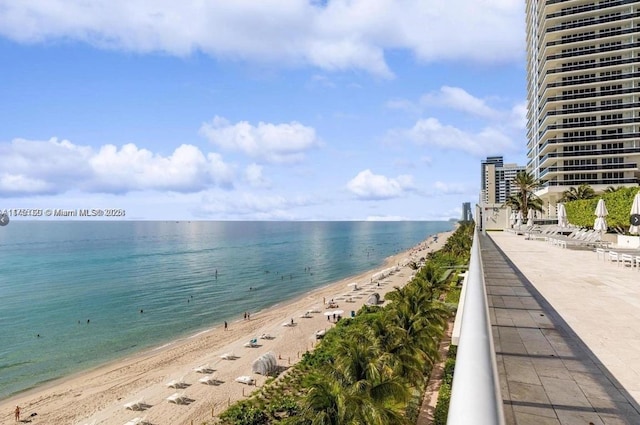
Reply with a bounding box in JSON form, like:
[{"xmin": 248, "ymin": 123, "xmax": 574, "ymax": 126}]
[
  {"xmin": 629, "ymin": 191, "xmax": 640, "ymax": 235},
  {"xmin": 594, "ymin": 198, "xmax": 608, "ymax": 233},
  {"xmin": 515, "ymin": 210, "xmax": 523, "ymax": 227},
  {"xmin": 526, "ymin": 209, "xmax": 535, "ymax": 227},
  {"xmin": 557, "ymin": 203, "xmax": 568, "ymax": 228}
]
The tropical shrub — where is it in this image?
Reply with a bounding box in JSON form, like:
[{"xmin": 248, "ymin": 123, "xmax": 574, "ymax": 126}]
[{"xmin": 433, "ymin": 344, "xmax": 457, "ymax": 425}]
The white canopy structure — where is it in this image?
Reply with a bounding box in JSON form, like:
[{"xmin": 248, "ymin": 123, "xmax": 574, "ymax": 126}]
[
  {"xmin": 366, "ymin": 292, "xmax": 381, "ymax": 306},
  {"xmin": 251, "ymin": 352, "xmax": 278, "ymax": 376}
]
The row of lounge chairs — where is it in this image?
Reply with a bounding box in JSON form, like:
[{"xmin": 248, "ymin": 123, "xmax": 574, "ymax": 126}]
[
  {"xmin": 119, "ymin": 288, "xmax": 379, "ymax": 425},
  {"xmin": 524, "ymin": 225, "xmax": 611, "ymax": 249},
  {"xmin": 121, "ymin": 347, "xmax": 255, "ymax": 423}
]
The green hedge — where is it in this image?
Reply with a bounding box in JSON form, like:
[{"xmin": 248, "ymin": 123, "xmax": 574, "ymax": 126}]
[
  {"xmin": 565, "ymin": 187, "xmax": 639, "ymax": 231},
  {"xmin": 433, "ymin": 344, "xmax": 457, "ymax": 425}
]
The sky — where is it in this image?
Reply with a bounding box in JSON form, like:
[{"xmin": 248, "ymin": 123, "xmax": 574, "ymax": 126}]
[{"xmin": 0, "ymin": 0, "xmax": 528, "ymax": 221}]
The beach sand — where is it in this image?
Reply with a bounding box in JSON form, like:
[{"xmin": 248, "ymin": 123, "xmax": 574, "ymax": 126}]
[{"xmin": 1, "ymin": 230, "xmax": 453, "ymax": 425}]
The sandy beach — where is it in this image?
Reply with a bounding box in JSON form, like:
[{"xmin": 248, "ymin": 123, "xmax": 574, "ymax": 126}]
[{"xmin": 1, "ymin": 229, "xmax": 453, "ymax": 425}]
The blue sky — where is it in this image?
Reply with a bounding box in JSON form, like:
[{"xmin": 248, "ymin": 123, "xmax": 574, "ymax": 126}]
[{"xmin": 0, "ymin": 0, "xmax": 527, "ymax": 220}]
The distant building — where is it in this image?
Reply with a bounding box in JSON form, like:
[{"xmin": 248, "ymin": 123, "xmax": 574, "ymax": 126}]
[
  {"xmin": 461, "ymin": 202, "xmax": 473, "ymax": 222},
  {"xmin": 526, "ymin": 0, "xmax": 640, "ymax": 209},
  {"xmin": 480, "ymin": 156, "xmax": 525, "ymax": 204}
]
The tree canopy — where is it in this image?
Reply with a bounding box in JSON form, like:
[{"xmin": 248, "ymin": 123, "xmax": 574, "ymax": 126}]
[
  {"xmin": 560, "ymin": 184, "xmax": 596, "ymax": 202},
  {"xmin": 505, "ymin": 171, "xmax": 543, "ymax": 213}
]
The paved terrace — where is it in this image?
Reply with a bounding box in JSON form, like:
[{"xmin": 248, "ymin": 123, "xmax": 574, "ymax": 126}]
[{"xmin": 482, "ymin": 231, "xmax": 640, "ymax": 425}]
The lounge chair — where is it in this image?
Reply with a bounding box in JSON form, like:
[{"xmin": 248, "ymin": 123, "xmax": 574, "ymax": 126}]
[
  {"xmin": 193, "ymin": 364, "xmax": 214, "ymax": 373},
  {"xmin": 167, "ymin": 392, "xmax": 190, "ymax": 404},
  {"xmin": 235, "ymin": 375, "xmax": 255, "ymax": 385},
  {"xmin": 299, "ymin": 311, "xmax": 312, "ymax": 318},
  {"xmin": 525, "ymin": 225, "xmax": 560, "ymax": 241},
  {"xmin": 124, "ymin": 399, "xmax": 147, "ymax": 411},
  {"xmin": 244, "ymin": 338, "xmax": 258, "ymax": 347},
  {"xmin": 220, "ymin": 352, "xmax": 238, "ymax": 360},
  {"xmin": 559, "ymin": 231, "xmax": 611, "ymax": 249},
  {"xmin": 199, "ymin": 374, "xmax": 221, "ymax": 385},
  {"xmin": 166, "ymin": 376, "xmax": 188, "ymax": 388},
  {"xmin": 259, "ymin": 333, "xmax": 273, "ymax": 340}
]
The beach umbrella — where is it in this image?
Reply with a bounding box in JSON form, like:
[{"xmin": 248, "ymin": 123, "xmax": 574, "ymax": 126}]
[
  {"xmin": 594, "ymin": 198, "xmax": 608, "ymax": 233},
  {"xmin": 557, "ymin": 203, "xmax": 568, "ymax": 228},
  {"xmin": 629, "ymin": 191, "xmax": 640, "ymax": 235},
  {"xmin": 515, "ymin": 210, "xmax": 523, "ymax": 227},
  {"xmin": 323, "ymin": 311, "xmax": 333, "ymax": 316},
  {"xmin": 526, "ymin": 209, "xmax": 534, "ymax": 227}
]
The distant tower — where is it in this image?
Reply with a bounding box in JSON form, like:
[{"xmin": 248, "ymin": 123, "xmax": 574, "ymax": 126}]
[
  {"xmin": 480, "ymin": 156, "xmax": 525, "ymax": 204},
  {"xmin": 461, "ymin": 202, "xmax": 473, "ymax": 222}
]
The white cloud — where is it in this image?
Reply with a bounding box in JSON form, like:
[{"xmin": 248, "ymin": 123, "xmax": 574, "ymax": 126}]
[
  {"xmin": 244, "ymin": 163, "xmax": 271, "ymax": 188},
  {"xmin": 0, "ymin": 0, "xmax": 524, "ymax": 76},
  {"xmin": 196, "ymin": 191, "xmax": 318, "ymax": 219},
  {"xmin": 400, "ymin": 117, "xmax": 515, "ymax": 157},
  {"xmin": 421, "ymin": 86, "xmax": 501, "ymax": 119},
  {"xmin": 89, "ymin": 143, "xmax": 235, "ymax": 192},
  {"xmin": 0, "ymin": 137, "xmax": 235, "ymax": 196},
  {"xmin": 0, "ymin": 173, "xmax": 52, "ymax": 195},
  {"xmin": 346, "ymin": 169, "xmax": 415, "ymax": 200},
  {"xmin": 511, "ymin": 101, "xmax": 528, "ymax": 130},
  {"xmin": 432, "ymin": 181, "xmax": 471, "ymax": 195},
  {"xmin": 199, "ymin": 116, "xmax": 321, "ymax": 164}
]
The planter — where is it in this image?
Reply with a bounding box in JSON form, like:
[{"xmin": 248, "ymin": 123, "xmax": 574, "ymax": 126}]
[{"xmin": 617, "ymin": 235, "xmax": 640, "ymax": 249}]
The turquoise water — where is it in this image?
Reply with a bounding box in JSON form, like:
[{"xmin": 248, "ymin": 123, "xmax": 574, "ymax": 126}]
[{"xmin": 0, "ymin": 220, "xmax": 453, "ymax": 399}]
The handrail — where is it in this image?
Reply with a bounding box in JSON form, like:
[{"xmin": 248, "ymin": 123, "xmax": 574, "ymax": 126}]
[{"xmin": 447, "ymin": 229, "xmax": 505, "ymax": 425}]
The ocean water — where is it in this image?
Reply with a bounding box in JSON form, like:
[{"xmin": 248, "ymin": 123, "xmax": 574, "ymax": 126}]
[{"xmin": 0, "ymin": 220, "xmax": 453, "ymax": 399}]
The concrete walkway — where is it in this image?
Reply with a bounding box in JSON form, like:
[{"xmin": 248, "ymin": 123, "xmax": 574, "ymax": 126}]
[{"xmin": 482, "ymin": 231, "xmax": 640, "ymax": 425}]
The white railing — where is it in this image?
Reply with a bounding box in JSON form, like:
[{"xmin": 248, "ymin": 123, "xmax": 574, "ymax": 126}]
[{"xmin": 447, "ymin": 229, "xmax": 505, "ymax": 425}]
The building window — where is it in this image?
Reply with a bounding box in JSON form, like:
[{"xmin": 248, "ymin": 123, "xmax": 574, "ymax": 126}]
[{"xmin": 602, "ymin": 172, "xmax": 624, "ymax": 179}]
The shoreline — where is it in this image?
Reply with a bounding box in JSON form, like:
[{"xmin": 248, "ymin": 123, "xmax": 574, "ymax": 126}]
[{"xmin": 1, "ymin": 229, "xmax": 454, "ymax": 425}]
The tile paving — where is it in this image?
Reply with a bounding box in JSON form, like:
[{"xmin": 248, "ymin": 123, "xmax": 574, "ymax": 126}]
[{"xmin": 481, "ymin": 232, "xmax": 640, "ymax": 424}]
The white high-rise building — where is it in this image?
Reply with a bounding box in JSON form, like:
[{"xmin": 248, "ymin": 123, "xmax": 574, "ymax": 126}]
[{"xmin": 526, "ymin": 0, "xmax": 640, "ymax": 208}]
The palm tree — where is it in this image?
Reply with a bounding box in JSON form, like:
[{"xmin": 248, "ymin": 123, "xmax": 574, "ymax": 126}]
[
  {"xmin": 509, "ymin": 171, "xmax": 543, "ymax": 213},
  {"xmin": 294, "ymin": 375, "xmax": 342, "ymax": 425},
  {"xmin": 297, "ymin": 334, "xmax": 410, "ymax": 425},
  {"xmin": 604, "ymin": 185, "xmax": 623, "ymax": 193},
  {"xmin": 560, "ymin": 184, "xmax": 596, "ymax": 202}
]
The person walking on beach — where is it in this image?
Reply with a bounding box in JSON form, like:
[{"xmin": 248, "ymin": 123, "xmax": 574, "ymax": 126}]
[
  {"xmin": 224, "ymin": 321, "xmax": 228, "ymax": 331},
  {"xmin": 14, "ymin": 405, "xmax": 20, "ymax": 422}
]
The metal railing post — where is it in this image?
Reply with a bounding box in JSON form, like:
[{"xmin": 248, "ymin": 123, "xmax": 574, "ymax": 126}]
[{"xmin": 447, "ymin": 228, "xmax": 504, "ymax": 425}]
